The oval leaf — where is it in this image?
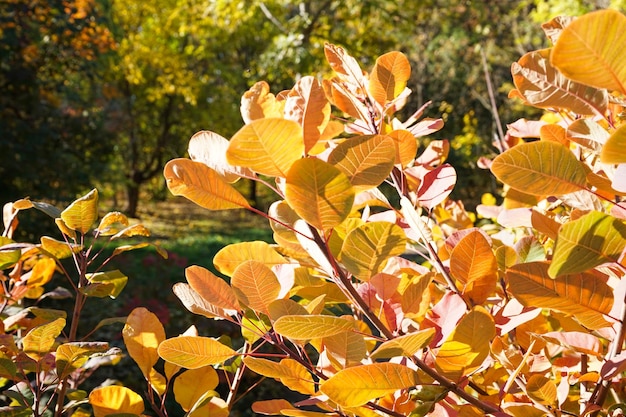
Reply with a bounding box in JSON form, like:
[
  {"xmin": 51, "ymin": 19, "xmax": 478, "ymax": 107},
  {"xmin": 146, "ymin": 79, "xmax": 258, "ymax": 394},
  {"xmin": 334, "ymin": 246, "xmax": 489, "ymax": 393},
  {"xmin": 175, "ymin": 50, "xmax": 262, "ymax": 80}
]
[
  {"xmin": 285, "ymin": 158, "xmax": 355, "ymax": 231},
  {"xmin": 552, "ymin": 9, "xmax": 626, "ymax": 94},
  {"xmin": 185, "ymin": 265, "xmax": 240, "ymax": 313},
  {"xmin": 173, "ymin": 366, "xmax": 219, "ymax": 412},
  {"xmin": 231, "ymin": 260, "xmax": 281, "ymax": 316},
  {"xmin": 123, "ymin": 307, "xmax": 165, "ymax": 378},
  {"xmin": 164, "ymin": 158, "xmax": 250, "ymax": 210},
  {"xmin": 340, "ymin": 221, "xmax": 407, "ymax": 281},
  {"xmin": 369, "ymin": 51, "xmax": 411, "ymax": 105},
  {"xmin": 188, "ymin": 130, "xmax": 253, "ymax": 182},
  {"xmin": 549, "ymin": 211, "xmax": 626, "ymax": 277},
  {"xmin": 273, "ymin": 315, "xmax": 354, "ymax": 340},
  {"xmin": 371, "ymin": 328, "xmax": 436, "ymax": 359},
  {"xmin": 227, "ymin": 118, "xmax": 304, "ymax": 177},
  {"xmin": 328, "ymin": 135, "xmax": 396, "ymax": 191},
  {"xmin": 89, "ymin": 386, "xmax": 144, "ymax": 417},
  {"xmin": 23, "ymin": 318, "xmax": 66, "ymax": 361},
  {"xmin": 416, "ymin": 164, "xmax": 457, "ymax": 210},
  {"xmin": 60, "ymin": 189, "xmax": 98, "ymax": 234},
  {"xmin": 602, "ymin": 124, "xmax": 626, "ymax": 164},
  {"xmin": 491, "ymin": 141, "xmax": 587, "ymax": 196},
  {"xmin": 320, "ymin": 363, "xmax": 420, "ymax": 407},
  {"xmin": 240, "ymin": 81, "xmax": 284, "ymax": 124},
  {"xmin": 507, "ymin": 262, "xmax": 613, "ymax": 329},
  {"xmin": 158, "ymin": 336, "xmax": 236, "ymax": 369},
  {"xmin": 213, "ymin": 241, "xmax": 287, "ymax": 277},
  {"xmin": 450, "ymin": 230, "xmax": 497, "ymax": 304}
]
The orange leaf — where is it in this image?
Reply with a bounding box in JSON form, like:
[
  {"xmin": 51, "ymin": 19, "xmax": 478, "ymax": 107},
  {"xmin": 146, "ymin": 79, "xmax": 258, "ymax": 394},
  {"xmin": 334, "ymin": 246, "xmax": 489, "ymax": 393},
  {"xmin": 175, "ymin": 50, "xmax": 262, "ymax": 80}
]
[
  {"xmin": 369, "ymin": 51, "xmax": 411, "ymax": 105},
  {"xmin": 213, "ymin": 241, "xmax": 287, "ymax": 277},
  {"xmin": 227, "ymin": 118, "xmax": 304, "ymax": 177},
  {"xmin": 450, "ymin": 230, "xmax": 497, "ymax": 304},
  {"xmin": 89, "ymin": 386, "xmax": 144, "ymax": 417},
  {"xmin": 123, "ymin": 307, "xmax": 165, "ymax": 378},
  {"xmin": 185, "ymin": 265, "xmax": 240, "ymax": 313},
  {"xmin": 173, "ymin": 366, "xmax": 219, "ymax": 411},
  {"xmin": 231, "ymin": 260, "xmax": 281, "ymax": 316},
  {"xmin": 164, "ymin": 158, "xmax": 250, "ymax": 210}
]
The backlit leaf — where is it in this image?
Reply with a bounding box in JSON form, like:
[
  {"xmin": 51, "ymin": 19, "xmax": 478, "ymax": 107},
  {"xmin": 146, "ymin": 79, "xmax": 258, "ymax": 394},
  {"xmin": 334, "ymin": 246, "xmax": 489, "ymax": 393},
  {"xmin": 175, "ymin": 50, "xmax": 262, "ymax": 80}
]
[
  {"xmin": 268, "ymin": 299, "xmax": 308, "ymax": 322},
  {"xmin": 185, "ymin": 265, "xmax": 239, "ymax": 313},
  {"xmin": 450, "ymin": 230, "xmax": 497, "ymax": 304},
  {"xmin": 388, "ymin": 129, "xmax": 418, "ymax": 167},
  {"xmin": 324, "ymin": 43, "xmax": 367, "ymax": 87},
  {"xmin": 511, "ymin": 49, "xmax": 608, "ymax": 116},
  {"xmin": 0, "ymin": 237, "xmax": 20, "ymax": 270},
  {"xmin": 273, "ymin": 315, "xmax": 354, "ymax": 340},
  {"xmin": 549, "ymin": 211, "xmax": 626, "ymax": 277},
  {"xmin": 435, "ymin": 306, "xmax": 495, "ymax": 382},
  {"xmin": 240, "ymin": 81, "xmax": 284, "ymax": 124},
  {"xmin": 340, "ymin": 222, "xmax": 407, "ymax": 281},
  {"xmin": 164, "ymin": 158, "xmax": 250, "ymax": 210},
  {"xmin": 567, "ymin": 119, "xmax": 609, "ymax": 152},
  {"xmin": 320, "ymin": 363, "xmax": 420, "ymax": 407},
  {"xmin": 60, "ymin": 189, "xmax": 98, "ymax": 234},
  {"xmin": 371, "ymin": 328, "xmax": 436, "ymax": 359},
  {"xmin": 173, "ymin": 366, "xmax": 219, "ymax": 412},
  {"xmin": 540, "ymin": 124, "xmax": 567, "ymax": 145},
  {"xmin": 284, "ymin": 76, "xmax": 331, "ymax": 154},
  {"xmin": 96, "ymin": 212, "xmax": 129, "ymax": 236},
  {"xmin": 89, "ymin": 386, "xmax": 144, "ymax": 417},
  {"xmin": 85, "ymin": 270, "xmax": 128, "ymax": 299},
  {"xmin": 188, "ymin": 130, "xmax": 254, "ymax": 182},
  {"xmin": 23, "ymin": 317, "xmax": 66, "ymax": 361},
  {"xmin": 507, "ymin": 262, "xmax": 613, "ymax": 329},
  {"xmin": 602, "ymin": 124, "xmax": 626, "ymax": 164},
  {"xmin": 327, "ymin": 135, "xmax": 395, "ymax": 191},
  {"xmin": 322, "ymin": 330, "xmax": 367, "ymax": 367},
  {"xmin": 26, "ymin": 257, "xmax": 56, "ymax": 287},
  {"xmin": 251, "ymin": 399, "xmax": 295, "ymax": 415},
  {"xmin": 526, "ymin": 375, "xmax": 557, "ymax": 406},
  {"xmin": 369, "ymin": 51, "xmax": 411, "ymax": 105},
  {"xmin": 285, "ymin": 158, "xmax": 355, "ymax": 231},
  {"xmin": 552, "ymin": 9, "xmax": 626, "ymax": 95},
  {"xmin": 56, "ymin": 342, "xmax": 109, "ymax": 379},
  {"xmin": 123, "ymin": 308, "xmax": 165, "ymax": 378},
  {"xmin": 244, "ymin": 357, "xmax": 315, "ymax": 395},
  {"xmin": 158, "ymin": 336, "xmax": 236, "ymax": 369},
  {"xmin": 231, "ymin": 260, "xmax": 281, "ymax": 316},
  {"xmin": 173, "ymin": 283, "xmax": 229, "ymax": 319},
  {"xmin": 213, "ymin": 241, "xmax": 287, "ymax": 277},
  {"xmin": 227, "ymin": 118, "xmax": 304, "ymax": 177},
  {"xmin": 491, "ymin": 141, "xmax": 587, "ymax": 196}
]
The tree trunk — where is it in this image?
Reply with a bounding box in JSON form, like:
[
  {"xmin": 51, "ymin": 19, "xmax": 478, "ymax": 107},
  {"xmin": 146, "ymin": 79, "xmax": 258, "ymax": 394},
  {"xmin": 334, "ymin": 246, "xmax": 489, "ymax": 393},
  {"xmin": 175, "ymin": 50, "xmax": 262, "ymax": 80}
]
[{"xmin": 125, "ymin": 181, "xmax": 141, "ymax": 218}]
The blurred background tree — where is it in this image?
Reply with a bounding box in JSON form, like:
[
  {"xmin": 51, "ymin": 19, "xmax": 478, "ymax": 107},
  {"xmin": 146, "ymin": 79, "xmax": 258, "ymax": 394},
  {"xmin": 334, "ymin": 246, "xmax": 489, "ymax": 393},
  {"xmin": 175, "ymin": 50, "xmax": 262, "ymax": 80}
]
[{"xmin": 2, "ymin": 0, "xmax": 624, "ymax": 216}]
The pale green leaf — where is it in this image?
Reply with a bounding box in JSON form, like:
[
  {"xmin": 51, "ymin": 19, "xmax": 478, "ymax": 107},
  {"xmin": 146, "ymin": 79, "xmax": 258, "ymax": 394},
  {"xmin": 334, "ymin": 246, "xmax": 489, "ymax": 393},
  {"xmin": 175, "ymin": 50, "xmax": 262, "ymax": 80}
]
[
  {"xmin": 549, "ymin": 211, "xmax": 626, "ymax": 277},
  {"xmin": 23, "ymin": 317, "xmax": 66, "ymax": 361}
]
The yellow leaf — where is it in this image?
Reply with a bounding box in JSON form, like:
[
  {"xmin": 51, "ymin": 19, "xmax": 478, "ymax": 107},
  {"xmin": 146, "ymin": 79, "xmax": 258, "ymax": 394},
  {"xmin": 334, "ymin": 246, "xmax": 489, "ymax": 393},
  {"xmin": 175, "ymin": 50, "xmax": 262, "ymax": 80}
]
[
  {"xmin": 526, "ymin": 375, "xmax": 557, "ymax": 406},
  {"xmin": 27, "ymin": 257, "xmax": 56, "ymax": 287},
  {"xmin": 56, "ymin": 342, "xmax": 108, "ymax": 379},
  {"xmin": 267, "ymin": 299, "xmax": 308, "ymax": 322},
  {"xmin": 273, "ymin": 315, "xmax": 354, "ymax": 340},
  {"xmin": 340, "ymin": 221, "xmax": 407, "ymax": 281},
  {"xmin": 321, "ymin": 330, "xmax": 367, "ymax": 367},
  {"xmin": 96, "ymin": 211, "xmax": 130, "ymax": 236},
  {"xmin": 285, "ymin": 158, "xmax": 355, "ymax": 231},
  {"xmin": 55, "ymin": 218, "xmax": 77, "ymax": 239},
  {"xmin": 371, "ymin": 328, "xmax": 436, "ymax": 359},
  {"xmin": 185, "ymin": 265, "xmax": 239, "ymax": 312},
  {"xmin": 508, "ymin": 262, "xmax": 613, "ymax": 329},
  {"xmin": 89, "ymin": 386, "xmax": 144, "ymax": 417},
  {"xmin": 549, "ymin": 211, "xmax": 626, "ymax": 277},
  {"xmin": 449, "ymin": 230, "xmax": 497, "ymax": 304},
  {"xmin": 227, "ymin": 118, "xmax": 304, "ymax": 177},
  {"xmin": 284, "ymin": 76, "xmax": 331, "ymax": 154},
  {"xmin": 213, "ymin": 241, "xmax": 287, "ymax": 277},
  {"xmin": 0, "ymin": 237, "xmax": 20, "ymax": 270},
  {"xmin": 188, "ymin": 130, "xmax": 254, "ymax": 182},
  {"xmin": 60, "ymin": 189, "xmax": 98, "ymax": 234},
  {"xmin": 173, "ymin": 366, "xmax": 219, "ymax": 411},
  {"xmin": 327, "ymin": 135, "xmax": 396, "ymax": 191},
  {"xmin": 552, "ymin": 9, "xmax": 626, "ymax": 94},
  {"xmin": 123, "ymin": 308, "xmax": 165, "ymax": 378},
  {"xmin": 244, "ymin": 357, "xmax": 315, "ymax": 395},
  {"xmin": 40, "ymin": 236, "xmax": 79, "ymax": 259},
  {"xmin": 320, "ymin": 363, "xmax": 420, "ymax": 407},
  {"xmin": 491, "ymin": 141, "xmax": 587, "ymax": 196},
  {"xmin": 602, "ymin": 123, "xmax": 626, "ymax": 164},
  {"xmin": 231, "ymin": 260, "xmax": 281, "ymax": 316},
  {"xmin": 23, "ymin": 317, "xmax": 66, "ymax": 361},
  {"xmin": 164, "ymin": 158, "xmax": 251, "ymax": 210},
  {"xmin": 240, "ymin": 81, "xmax": 284, "ymax": 124},
  {"xmin": 157, "ymin": 336, "xmax": 236, "ymax": 369},
  {"xmin": 369, "ymin": 51, "xmax": 411, "ymax": 105},
  {"xmin": 435, "ymin": 306, "xmax": 495, "ymax": 382},
  {"xmin": 251, "ymin": 399, "xmax": 295, "ymax": 415}
]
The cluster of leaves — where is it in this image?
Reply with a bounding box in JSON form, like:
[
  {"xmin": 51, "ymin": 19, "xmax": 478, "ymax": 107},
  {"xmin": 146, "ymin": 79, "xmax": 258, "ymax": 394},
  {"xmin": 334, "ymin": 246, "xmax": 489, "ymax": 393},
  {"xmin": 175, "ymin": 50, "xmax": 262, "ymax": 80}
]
[
  {"xmin": 0, "ymin": 190, "xmax": 164, "ymax": 416},
  {"xmin": 112, "ymin": 9, "xmax": 626, "ymax": 417}
]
